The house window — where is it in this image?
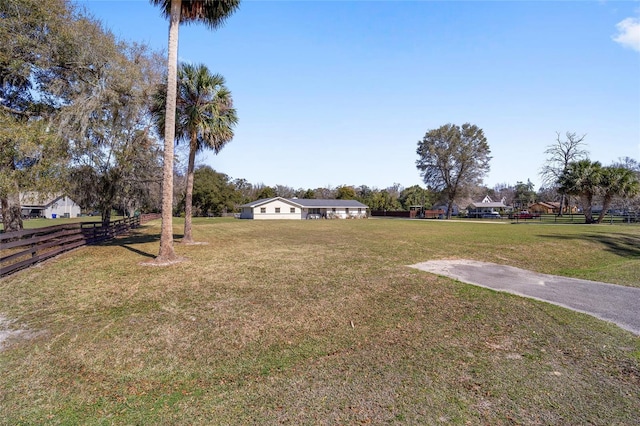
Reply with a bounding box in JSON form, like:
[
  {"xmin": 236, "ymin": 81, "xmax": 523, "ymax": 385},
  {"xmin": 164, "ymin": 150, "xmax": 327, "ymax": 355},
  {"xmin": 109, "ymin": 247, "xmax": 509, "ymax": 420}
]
[
  {"xmin": 260, "ymin": 207, "xmax": 266, "ymax": 213},
  {"xmin": 345, "ymin": 208, "xmax": 350, "ymax": 214},
  {"xmin": 275, "ymin": 207, "xmax": 280, "ymax": 213},
  {"xmin": 290, "ymin": 208, "xmax": 295, "ymax": 213},
  {"xmin": 358, "ymin": 208, "xmax": 362, "ymax": 213},
  {"xmin": 332, "ymin": 208, "xmax": 336, "ymax": 212}
]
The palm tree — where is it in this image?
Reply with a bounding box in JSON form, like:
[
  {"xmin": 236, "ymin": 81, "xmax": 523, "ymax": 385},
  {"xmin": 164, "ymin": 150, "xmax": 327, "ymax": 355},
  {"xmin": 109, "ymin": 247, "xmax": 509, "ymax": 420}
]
[
  {"xmin": 558, "ymin": 159, "xmax": 602, "ymax": 224},
  {"xmin": 149, "ymin": 0, "xmax": 240, "ymax": 263},
  {"xmin": 595, "ymin": 166, "xmax": 640, "ymax": 223},
  {"xmin": 154, "ymin": 63, "xmax": 237, "ymax": 243}
]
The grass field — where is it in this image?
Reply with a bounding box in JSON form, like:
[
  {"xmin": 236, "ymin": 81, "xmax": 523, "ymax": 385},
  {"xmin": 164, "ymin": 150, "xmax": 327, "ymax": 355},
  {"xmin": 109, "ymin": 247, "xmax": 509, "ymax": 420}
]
[{"xmin": 1, "ymin": 218, "xmax": 639, "ymax": 424}]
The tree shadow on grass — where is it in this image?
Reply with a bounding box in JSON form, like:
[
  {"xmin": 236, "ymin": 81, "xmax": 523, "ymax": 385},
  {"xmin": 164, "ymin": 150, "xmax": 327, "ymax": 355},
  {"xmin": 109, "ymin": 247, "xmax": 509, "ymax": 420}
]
[
  {"xmin": 100, "ymin": 228, "xmax": 184, "ymax": 259},
  {"xmin": 538, "ymin": 233, "xmax": 640, "ymax": 258}
]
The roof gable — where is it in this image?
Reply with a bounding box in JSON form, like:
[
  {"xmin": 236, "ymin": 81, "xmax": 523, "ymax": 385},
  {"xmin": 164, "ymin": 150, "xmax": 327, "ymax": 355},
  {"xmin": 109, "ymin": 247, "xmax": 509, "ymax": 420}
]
[
  {"xmin": 532, "ymin": 201, "xmax": 557, "ymax": 209},
  {"xmin": 239, "ymin": 197, "xmax": 299, "ymax": 208}
]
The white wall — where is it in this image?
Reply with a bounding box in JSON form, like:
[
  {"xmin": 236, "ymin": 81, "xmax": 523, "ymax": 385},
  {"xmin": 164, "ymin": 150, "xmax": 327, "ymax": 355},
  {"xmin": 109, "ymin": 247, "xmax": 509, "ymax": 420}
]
[
  {"xmin": 325, "ymin": 207, "xmax": 367, "ymax": 219},
  {"xmin": 252, "ymin": 199, "xmax": 302, "ymax": 220},
  {"xmin": 45, "ymin": 196, "xmax": 81, "ymax": 219},
  {"xmin": 241, "ymin": 200, "xmax": 368, "ymax": 220}
]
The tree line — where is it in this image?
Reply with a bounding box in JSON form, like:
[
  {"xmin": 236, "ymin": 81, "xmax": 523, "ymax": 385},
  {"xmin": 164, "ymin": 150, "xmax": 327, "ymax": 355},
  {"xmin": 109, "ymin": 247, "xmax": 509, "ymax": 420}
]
[{"xmin": 106, "ymin": 116, "xmax": 640, "ymax": 226}]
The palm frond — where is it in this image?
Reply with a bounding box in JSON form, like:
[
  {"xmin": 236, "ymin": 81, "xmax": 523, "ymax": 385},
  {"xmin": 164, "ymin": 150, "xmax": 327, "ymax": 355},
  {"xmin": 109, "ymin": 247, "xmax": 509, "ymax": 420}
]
[{"xmin": 149, "ymin": 0, "xmax": 241, "ymax": 29}]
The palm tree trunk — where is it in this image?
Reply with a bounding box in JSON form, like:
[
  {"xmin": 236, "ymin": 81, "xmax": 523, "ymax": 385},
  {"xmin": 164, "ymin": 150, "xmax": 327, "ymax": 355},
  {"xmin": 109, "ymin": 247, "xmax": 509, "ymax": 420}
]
[
  {"xmin": 596, "ymin": 195, "xmax": 612, "ymax": 224},
  {"xmin": 183, "ymin": 138, "xmax": 197, "ymax": 243},
  {"xmin": 582, "ymin": 195, "xmax": 595, "ymax": 224},
  {"xmin": 156, "ymin": 0, "xmax": 181, "ymax": 262}
]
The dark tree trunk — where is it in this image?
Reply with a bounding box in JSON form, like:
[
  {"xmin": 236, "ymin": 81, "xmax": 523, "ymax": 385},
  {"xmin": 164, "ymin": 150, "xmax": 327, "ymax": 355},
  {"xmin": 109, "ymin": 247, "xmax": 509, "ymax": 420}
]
[
  {"xmin": 558, "ymin": 192, "xmax": 566, "ymax": 216},
  {"xmin": 446, "ymin": 189, "xmax": 457, "ymax": 219},
  {"xmin": 446, "ymin": 202, "xmax": 453, "ymax": 219},
  {"xmin": 101, "ymin": 205, "xmax": 111, "ymax": 227}
]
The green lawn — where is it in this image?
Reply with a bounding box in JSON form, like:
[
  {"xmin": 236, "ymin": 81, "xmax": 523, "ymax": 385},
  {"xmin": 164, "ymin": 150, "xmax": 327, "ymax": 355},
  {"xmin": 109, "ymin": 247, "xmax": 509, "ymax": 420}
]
[{"xmin": 1, "ymin": 218, "xmax": 639, "ymax": 424}]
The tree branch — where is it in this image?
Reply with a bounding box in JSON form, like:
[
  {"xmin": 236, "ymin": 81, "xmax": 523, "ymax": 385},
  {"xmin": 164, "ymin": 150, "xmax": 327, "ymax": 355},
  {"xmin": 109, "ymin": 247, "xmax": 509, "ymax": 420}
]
[{"xmin": 0, "ymin": 105, "xmax": 32, "ymax": 117}]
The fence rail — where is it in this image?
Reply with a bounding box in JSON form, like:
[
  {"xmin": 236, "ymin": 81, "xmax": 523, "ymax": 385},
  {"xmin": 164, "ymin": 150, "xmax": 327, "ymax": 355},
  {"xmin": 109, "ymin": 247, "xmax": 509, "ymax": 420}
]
[
  {"xmin": 371, "ymin": 210, "xmax": 445, "ymax": 218},
  {"xmin": 510, "ymin": 213, "xmax": 638, "ymax": 224},
  {"xmin": 1, "ymin": 214, "xmax": 161, "ymax": 278},
  {"xmin": 369, "ymin": 210, "xmax": 638, "ymax": 224}
]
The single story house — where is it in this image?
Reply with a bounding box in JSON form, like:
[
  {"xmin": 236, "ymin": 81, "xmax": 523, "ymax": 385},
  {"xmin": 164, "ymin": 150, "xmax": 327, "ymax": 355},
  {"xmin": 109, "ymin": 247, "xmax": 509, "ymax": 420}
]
[
  {"xmin": 467, "ymin": 195, "xmax": 509, "ymax": 218},
  {"xmin": 239, "ymin": 197, "xmax": 369, "ymax": 220},
  {"xmin": 528, "ymin": 202, "xmax": 557, "ymax": 214},
  {"xmin": 20, "ymin": 192, "xmax": 81, "ymax": 219},
  {"xmin": 529, "ymin": 201, "xmax": 578, "ymax": 215}
]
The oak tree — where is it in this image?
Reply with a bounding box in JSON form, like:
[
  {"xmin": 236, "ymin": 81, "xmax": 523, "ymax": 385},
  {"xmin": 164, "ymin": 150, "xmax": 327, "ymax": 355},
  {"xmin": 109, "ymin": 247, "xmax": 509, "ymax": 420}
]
[
  {"xmin": 0, "ymin": 0, "xmax": 72, "ymax": 231},
  {"xmin": 416, "ymin": 123, "xmax": 491, "ymax": 219}
]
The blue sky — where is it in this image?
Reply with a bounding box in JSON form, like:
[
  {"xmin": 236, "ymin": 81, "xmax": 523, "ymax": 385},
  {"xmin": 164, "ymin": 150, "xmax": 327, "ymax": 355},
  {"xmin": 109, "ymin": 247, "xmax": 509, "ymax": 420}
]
[{"xmin": 78, "ymin": 0, "xmax": 640, "ymax": 191}]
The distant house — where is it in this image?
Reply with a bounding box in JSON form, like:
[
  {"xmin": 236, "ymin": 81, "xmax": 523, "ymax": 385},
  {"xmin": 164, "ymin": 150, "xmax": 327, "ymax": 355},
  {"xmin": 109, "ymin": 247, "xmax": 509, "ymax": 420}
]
[
  {"xmin": 467, "ymin": 195, "xmax": 509, "ymax": 218},
  {"xmin": 528, "ymin": 202, "xmax": 558, "ymax": 214},
  {"xmin": 20, "ymin": 192, "xmax": 81, "ymax": 219},
  {"xmin": 239, "ymin": 197, "xmax": 368, "ymax": 220},
  {"xmin": 529, "ymin": 201, "xmax": 578, "ymax": 215}
]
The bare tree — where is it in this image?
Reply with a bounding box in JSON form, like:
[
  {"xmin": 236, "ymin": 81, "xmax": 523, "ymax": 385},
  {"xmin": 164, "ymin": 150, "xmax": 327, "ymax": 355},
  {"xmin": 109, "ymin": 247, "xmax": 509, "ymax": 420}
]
[
  {"xmin": 314, "ymin": 186, "xmax": 336, "ymax": 199},
  {"xmin": 274, "ymin": 185, "xmax": 295, "ymax": 198},
  {"xmin": 539, "ymin": 132, "xmax": 588, "ymax": 216}
]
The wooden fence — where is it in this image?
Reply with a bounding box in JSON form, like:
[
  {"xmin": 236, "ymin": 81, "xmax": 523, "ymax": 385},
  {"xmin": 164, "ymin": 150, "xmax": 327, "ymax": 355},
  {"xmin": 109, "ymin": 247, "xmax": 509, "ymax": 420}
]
[
  {"xmin": 1, "ymin": 214, "xmax": 161, "ymax": 278},
  {"xmin": 371, "ymin": 209, "xmax": 445, "ymax": 219}
]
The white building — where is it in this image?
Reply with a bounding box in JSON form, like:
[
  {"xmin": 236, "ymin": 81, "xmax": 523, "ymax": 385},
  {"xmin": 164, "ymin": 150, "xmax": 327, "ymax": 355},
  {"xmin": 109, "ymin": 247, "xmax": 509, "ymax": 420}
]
[
  {"xmin": 467, "ymin": 195, "xmax": 509, "ymax": 218},
  {"xmin": 239, "ymin": 197, "xmax": 368, "ymax": 220},
  {"xmin": 20, "ymin": 192, "xmax": 82, "ymax": 219}
]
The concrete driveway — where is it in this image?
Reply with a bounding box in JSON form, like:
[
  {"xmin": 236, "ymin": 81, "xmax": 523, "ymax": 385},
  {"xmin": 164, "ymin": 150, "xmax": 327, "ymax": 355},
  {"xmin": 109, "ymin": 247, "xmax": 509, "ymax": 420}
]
[{"xmin": 409, "ymin": 259, "xmax": 640, "ymax": 336}]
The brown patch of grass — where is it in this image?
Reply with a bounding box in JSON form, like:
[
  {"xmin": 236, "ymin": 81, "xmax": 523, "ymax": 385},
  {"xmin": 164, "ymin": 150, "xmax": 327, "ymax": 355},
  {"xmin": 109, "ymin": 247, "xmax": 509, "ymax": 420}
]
[{"xmin": 0, "ymin": 218, "xmax": 638, "ymax": 424}]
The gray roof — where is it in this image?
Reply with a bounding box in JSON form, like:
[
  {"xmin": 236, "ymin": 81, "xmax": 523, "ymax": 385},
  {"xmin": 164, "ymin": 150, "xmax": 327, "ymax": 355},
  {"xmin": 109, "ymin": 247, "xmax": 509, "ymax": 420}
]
[
  {"xmin": 468, "ymin": 201, "xmax": 507, "ymax": 209},
  {"xmin": 239, "ymin": 197, "xmax": 281, "ymax": 208},
  {"xmin": 19, "ymin": 192, "xmax": 68, "ymax": 208},
  {"xmin": 240, "ymin": 197, "xmax": 368, "ymax": 209},
  {"xmin": 290, "ymin": 198, "xmax": 368, "ymax": 208}
]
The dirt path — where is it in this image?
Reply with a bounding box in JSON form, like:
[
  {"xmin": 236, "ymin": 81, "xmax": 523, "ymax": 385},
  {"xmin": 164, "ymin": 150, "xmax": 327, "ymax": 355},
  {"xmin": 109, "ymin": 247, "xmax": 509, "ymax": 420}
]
[{"xmin": 409, "ymin": 259, "xmax": 640, "ymax": 336}]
